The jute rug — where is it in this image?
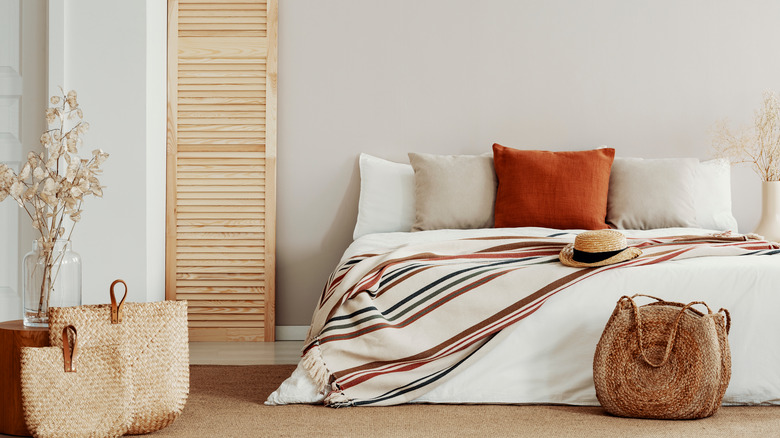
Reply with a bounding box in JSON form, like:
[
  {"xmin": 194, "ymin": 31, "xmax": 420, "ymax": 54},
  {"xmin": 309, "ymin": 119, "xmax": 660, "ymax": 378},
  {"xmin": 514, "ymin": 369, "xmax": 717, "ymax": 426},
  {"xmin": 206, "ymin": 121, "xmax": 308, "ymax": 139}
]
[{"xmin": 149, "ymin": 365, "xmax": 780, "ymax": 438}]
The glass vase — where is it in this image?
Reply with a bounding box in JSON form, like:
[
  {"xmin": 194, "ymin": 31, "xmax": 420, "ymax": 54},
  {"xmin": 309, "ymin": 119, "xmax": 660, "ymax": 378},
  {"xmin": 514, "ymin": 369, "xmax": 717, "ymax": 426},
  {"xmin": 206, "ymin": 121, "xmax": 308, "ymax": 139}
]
[{"xmin": 22, "ymin": 239, "xmax": 82, "ymax": 327}]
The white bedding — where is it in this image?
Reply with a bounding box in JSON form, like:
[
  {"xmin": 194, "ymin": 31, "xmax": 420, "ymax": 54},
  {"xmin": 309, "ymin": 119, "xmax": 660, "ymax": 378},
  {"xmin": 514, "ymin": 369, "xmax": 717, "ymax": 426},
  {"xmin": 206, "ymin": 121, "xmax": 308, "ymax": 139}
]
[{"xmin": 267, "ymin": 227, "xmax": 780, "ymax": 406}]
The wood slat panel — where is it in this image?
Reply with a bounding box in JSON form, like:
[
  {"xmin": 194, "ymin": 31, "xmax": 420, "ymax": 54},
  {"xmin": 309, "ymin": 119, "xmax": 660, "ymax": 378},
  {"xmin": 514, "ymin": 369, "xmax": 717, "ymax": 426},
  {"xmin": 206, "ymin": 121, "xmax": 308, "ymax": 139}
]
[
  {"xmin": 178, "ymin": 266, "xmax": 263, "ymax": 274},
  {"xmin": 176, "ymin": 171, "xmax": 264, "ymax": 178},
  {"xmin": 176, "ymin": 253, "xmax": 264, "ymax": 260},
  {"xmin": 178, "ymin": 118, "xmax": 265, "ymax": 125},
  {"xmin": 168, "ymin": 0, "xmax": 275, "ymax": 342},
  {"xmin": 188, "ymin": 327, "xmax": 263, "ymax": 342},
  {"xmin": 188, "ymin": 320, "xmax": 264, "ymax": 328},
  {"xmin": 179, "ymin": 63, "xmax": 266, "ymax": 71},
  {"xmin": 176, "ymin": 259, "xmax": 264, "ymax": 267},
  {"xmin": 178, "ymin": 124, "xmax": 265, "ymax": 132},
  {"xmin": 181, "ymin": 272, "xmax": 265, "ymax": 285},
  {"xmin": 189, "ymin": 314, "xmax": 262, "ymax": 321},
  {"xmin": 177, "ymin": 292, "xmax": 263, "ymax": 300},
  {"xmin": 176, "ymin": 214, "xmax": 264, "ymax": 221},
  {"xmin": 176, "ymin": 237, "xmax": 265, "ymax": 245},
  {"xmin": 179, "ymin": 16, "xmax": 265, "ymax": 25},
  {"xmin": 176, "ymin": 245, "xmax": 264, "ymax": 253},
  {"xmin": 179, "ymin": 9, "xmax": 266, "ymax": 16},
  {"xmin": 188, "ymin": 300, "xmax": 264, "ymax": 307},
  {"xmin": 176, "ymin": 203, "xmax": 264, "ymax": 210}
]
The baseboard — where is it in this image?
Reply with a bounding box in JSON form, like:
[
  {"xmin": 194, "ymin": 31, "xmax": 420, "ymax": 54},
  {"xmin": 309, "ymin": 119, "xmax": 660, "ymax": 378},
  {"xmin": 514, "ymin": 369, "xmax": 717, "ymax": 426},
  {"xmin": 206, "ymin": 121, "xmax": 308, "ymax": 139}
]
[{"xmin": 275, "ymin": 325, "xmax": 309, "ymax": 341}]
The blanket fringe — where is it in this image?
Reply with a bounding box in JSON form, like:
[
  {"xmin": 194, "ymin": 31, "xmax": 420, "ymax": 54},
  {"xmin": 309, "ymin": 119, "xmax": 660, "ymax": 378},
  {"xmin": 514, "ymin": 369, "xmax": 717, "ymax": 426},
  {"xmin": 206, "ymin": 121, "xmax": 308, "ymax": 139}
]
[
  {"xmin": 324, "ymin": 389, "xmax": 353, "ymax": 408},
  {"xmin": 301, "ymin": 343, "xmax": 331, "ymax": 393}
]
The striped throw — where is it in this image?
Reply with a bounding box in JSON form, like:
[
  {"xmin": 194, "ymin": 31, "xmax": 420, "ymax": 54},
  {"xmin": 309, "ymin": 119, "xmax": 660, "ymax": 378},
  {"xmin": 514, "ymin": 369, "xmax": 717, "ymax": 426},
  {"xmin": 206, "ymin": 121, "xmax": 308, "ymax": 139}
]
[{"xmin": 302, "ymin": 233, "xmax": 779, "ymax": 407}]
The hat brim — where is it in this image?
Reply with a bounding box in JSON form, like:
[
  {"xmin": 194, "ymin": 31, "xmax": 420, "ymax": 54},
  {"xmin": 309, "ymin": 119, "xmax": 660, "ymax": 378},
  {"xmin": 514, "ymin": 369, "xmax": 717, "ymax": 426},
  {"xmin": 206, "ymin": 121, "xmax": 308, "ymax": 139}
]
[{"xmin": 559, "ymin": 244, "xmax": 642, "ymax": 268}]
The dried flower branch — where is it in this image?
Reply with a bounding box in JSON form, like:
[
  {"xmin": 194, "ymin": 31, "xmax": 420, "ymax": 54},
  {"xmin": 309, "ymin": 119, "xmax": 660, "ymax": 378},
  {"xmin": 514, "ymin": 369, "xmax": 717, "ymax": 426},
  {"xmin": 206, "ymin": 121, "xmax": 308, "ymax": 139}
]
[
  {"xmin": 713, "ymin": 90, "xmax": 780, "ymax": 181},
  {"xmin": 0, "ymin": 89, "xmax": 108, "ymax": 318}
]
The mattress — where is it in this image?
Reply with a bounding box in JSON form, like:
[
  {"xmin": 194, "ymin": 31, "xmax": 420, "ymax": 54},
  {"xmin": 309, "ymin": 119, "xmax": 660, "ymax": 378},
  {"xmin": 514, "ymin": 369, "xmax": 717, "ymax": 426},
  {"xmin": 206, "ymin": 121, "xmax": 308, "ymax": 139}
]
[{"xmin": 267, "ymin": 227, "xmax": 780, "ymax": 406}]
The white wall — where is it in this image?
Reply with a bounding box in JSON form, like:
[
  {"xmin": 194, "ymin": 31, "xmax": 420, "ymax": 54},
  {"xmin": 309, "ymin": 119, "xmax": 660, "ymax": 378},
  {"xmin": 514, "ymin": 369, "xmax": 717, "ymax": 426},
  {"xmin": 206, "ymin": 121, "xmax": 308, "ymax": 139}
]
[
  {"xmin": 0, "ymin": 0, "xmax": 23, "ymax": 321},
  {"xmin": 276, "ymin": 0, "xmax": 780, "ymax": 325},
  {"xmin": 9, "ymin": 1, "xmax": 780, "ymax": 330},
  {"xmin": 60, "ymin": 0, "xmax": 165, "ymax": 305}
]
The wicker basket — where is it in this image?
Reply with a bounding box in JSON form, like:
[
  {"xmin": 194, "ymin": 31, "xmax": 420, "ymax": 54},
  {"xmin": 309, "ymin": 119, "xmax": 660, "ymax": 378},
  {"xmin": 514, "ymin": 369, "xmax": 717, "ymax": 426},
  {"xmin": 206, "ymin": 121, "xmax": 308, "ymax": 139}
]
[
  {"xmin": 48, "ymin": 280, "xmax": 189, "ymax": 434},
  {"xmin": 593, "ymin": 294, "xmax": 731, "ymax": 419},
  {"xmin": 21, "ymin": 326, "xmax": 132, "ymax": 438}
]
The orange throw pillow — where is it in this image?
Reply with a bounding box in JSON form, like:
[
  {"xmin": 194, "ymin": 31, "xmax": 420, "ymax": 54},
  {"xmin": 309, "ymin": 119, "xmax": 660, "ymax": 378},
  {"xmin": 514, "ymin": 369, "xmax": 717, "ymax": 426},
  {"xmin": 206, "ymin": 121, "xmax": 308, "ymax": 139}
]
[{"xmin": 492, "ymin": 144, "xmax": 615, "ymax": 230}]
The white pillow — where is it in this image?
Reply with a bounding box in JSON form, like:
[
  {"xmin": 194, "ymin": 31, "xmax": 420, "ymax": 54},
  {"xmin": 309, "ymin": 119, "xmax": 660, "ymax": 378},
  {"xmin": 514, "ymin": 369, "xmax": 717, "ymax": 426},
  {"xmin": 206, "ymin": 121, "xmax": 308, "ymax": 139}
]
[
  {"xmin": 408, "ymin": 152, "xmax": 496, "ymax": 231},
  {"xmin": 695, "ymin": 159, "xmax": 739, "ymax": 231},
  {"xmin": 607, "ymin": 158, "xmax": 700, "ymax": 230},
  {"xmin": 352, "ymin": 154, "xmax": 416, "ymax": 240}
]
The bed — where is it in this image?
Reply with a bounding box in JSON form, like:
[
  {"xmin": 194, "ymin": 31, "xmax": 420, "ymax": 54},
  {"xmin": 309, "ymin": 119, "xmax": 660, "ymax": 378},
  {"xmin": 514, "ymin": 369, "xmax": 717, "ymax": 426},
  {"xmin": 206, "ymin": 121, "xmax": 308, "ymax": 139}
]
[
  {"xmin": 267, "ymin": 147, "xmax": 780, "ymax": 407},
  {"xmin": 267, "ymin": 227, "xmax": 780, "ymax": 407}
]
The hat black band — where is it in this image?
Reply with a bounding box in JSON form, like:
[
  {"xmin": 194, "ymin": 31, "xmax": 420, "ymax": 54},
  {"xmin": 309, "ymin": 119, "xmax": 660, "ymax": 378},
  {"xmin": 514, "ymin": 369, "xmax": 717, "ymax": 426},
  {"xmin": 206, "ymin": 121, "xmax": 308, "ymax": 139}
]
[{"xmin": 572, "ymin": 248, "xmax": 624, "ymax": 263}]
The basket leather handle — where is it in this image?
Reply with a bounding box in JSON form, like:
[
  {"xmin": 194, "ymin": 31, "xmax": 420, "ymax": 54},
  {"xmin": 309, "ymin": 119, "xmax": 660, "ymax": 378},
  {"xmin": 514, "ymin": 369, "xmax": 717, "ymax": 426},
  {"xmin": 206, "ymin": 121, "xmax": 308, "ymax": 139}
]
[
  {"xmin": 62, "ymin": 325, "xmax": 79, "ymax": 373},
  {"xmin": 622, "ymin": 296, "xmax": 712, "ymax": 368},
  {"xmin": 110, "ymin": 279, "xmax": 128, "ymax": 324}
]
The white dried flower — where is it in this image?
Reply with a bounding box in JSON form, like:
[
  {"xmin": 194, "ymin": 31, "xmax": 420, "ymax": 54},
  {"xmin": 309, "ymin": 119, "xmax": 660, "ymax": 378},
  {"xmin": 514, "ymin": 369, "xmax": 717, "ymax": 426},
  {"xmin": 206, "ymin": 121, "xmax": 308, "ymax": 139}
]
[
  {"xmin": 65, "ymin": 162, "xmax": 79, "ymax": 182},
  {"xmin": 40, "ymin": 133, "xmax": 51, "ymax": 147},
  {"xmin": 41, "ymin": 177, "xmax": 57, "ymax": 195},
  {"xmin": 714, "ymin": 90, "xmax": 780, "ymax": 181},
  {"xmin": 45, "ymin": 156, "xmax": 57, "ymax": 171},
  {"xmin": 66, "ymin": 90, "xmax": 78, "ymax": 108},
  {"xmin": 18, "ymin": 162, "xmax": 31, "ymax": 180},
  {"xmin": 46, "ymin": 108, "xmax": 57, "ymax": 124},
  {"xmin": 9, "ymin": 181, "xmax": 24, "ymax": 198},
  {"xmin": 33, "ymin": 167, "xmax": 45, "ymax": 182},
  {"xmin": 0, "ymin": 88, "xmax": 107, "ymax": 293},
  {"xmin": 25, "ymin": 182, "xmax": 39, "ymax": 200},
  {"xmin": 66, "ymin": 138, "xmax": 78, "ymax": 153},
  {"xmin": 1, "ymin": 167, "xmax": 14, "ymax": 186}
]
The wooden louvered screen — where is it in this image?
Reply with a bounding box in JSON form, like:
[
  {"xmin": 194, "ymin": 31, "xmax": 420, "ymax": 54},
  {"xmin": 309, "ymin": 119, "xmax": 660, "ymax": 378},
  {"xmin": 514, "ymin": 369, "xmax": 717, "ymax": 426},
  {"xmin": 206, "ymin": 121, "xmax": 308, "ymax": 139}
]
[{"xmin": 166, "ymin": 0, "xmax": 277, "ymax": 341}]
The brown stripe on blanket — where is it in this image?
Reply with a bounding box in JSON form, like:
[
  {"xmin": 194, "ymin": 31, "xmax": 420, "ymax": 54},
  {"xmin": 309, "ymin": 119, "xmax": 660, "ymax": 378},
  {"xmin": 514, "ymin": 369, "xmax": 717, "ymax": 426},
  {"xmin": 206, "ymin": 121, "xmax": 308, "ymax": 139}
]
[{"xmin": 332, "ymin": 267, "xmax": 594, "ymax": 377}]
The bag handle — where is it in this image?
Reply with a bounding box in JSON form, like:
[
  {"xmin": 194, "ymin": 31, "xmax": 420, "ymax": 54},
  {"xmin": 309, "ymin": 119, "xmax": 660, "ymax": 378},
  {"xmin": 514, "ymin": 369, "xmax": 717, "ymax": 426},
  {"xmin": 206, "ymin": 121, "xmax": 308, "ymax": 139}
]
[
  {"xmin": 62, "ymin": 325, "xmax": 79, "ymax": 373},
  {"xmin": 620, "ymin": 295, "xmax": 713, "ymax": 368},
  {"xmin": 110, "ymin": 279, "xmax": 128, "ymax": 324},
  {"xmin": 719, "ymin": 307, "xmax": 731, "ymax": 334}
]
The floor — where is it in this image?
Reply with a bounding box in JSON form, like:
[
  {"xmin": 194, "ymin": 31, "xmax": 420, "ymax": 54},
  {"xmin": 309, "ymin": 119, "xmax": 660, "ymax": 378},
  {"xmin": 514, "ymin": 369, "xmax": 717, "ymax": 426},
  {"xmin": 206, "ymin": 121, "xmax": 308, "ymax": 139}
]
[
  {"xmin": 0, "ymin": 342, "xmax": 302, "ymax": 438},
  {"xmin": 189, "ymin": 341, "xmax": 303, "ymax": 365}
]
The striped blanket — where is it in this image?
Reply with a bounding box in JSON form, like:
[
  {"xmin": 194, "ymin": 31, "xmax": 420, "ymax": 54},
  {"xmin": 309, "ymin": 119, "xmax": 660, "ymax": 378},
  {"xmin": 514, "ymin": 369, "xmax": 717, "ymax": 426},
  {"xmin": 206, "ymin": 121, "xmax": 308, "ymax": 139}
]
[{"xmin": 302, "ymin": 233, "xmax": 780, "ymax": 407}]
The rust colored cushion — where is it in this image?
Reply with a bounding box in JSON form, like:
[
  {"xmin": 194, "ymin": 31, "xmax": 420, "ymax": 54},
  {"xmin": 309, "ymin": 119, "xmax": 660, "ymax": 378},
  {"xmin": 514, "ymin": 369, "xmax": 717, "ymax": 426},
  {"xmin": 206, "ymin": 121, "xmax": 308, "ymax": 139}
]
[{"xmin": 492, "ymin": 144, "xmax": 615, "ymax": 230}]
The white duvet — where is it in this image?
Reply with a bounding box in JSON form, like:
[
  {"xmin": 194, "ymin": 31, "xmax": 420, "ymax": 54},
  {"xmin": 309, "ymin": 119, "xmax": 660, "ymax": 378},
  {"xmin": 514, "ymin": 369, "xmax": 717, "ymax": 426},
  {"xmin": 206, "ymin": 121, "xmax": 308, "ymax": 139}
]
[{"xmin": 267, "ymin": 227, "xmax": 780, "ymax": 406}]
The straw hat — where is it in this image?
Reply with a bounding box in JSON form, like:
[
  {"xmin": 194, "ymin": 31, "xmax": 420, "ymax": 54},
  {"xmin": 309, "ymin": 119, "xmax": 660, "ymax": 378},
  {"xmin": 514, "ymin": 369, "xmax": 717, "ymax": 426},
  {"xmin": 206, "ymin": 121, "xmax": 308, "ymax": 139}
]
[{"xmin": 559, "ymin": 230, "xmax": 642, "ymax": 268}]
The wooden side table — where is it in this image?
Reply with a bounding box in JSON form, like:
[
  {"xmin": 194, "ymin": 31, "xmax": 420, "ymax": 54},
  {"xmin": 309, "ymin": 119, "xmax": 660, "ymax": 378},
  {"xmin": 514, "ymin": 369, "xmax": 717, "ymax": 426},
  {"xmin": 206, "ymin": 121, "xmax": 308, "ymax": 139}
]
[{"xmin": 0, "ymin": 320, "xmax": 49, "ymax": 437}]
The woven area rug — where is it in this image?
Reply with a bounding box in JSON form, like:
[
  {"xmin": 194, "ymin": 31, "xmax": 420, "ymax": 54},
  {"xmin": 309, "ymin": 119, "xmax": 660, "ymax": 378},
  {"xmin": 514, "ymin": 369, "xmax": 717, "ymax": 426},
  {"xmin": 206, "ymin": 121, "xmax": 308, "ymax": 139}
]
[{"xmin": 147, "ymin": 365, "xmax": 780, "ymax": 438}]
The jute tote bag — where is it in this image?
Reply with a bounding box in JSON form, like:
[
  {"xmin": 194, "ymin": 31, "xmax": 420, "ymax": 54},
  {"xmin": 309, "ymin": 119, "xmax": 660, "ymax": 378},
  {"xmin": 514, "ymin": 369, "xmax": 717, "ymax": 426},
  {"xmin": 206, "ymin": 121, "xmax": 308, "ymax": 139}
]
[
  {"xmin": 593, "ymin": 294, "xmax": 731, "ymax": 419},
  {"xmin": 49, "ymin": 280, "xmax": 189, "ymax": 434},
  {"xmin": 21, "ymin": 325, "xmax": 132, "ymax": 438}
]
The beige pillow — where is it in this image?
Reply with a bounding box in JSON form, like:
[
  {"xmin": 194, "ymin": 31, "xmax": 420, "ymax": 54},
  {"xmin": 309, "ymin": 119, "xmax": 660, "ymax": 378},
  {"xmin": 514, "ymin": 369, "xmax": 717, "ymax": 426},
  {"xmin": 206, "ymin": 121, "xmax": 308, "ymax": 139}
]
[
  {"xmin": 408, "ymin": 152, "xmax": 496, "ymax": 231},
  {"xmin": 607, "ymin": 157, "xmax": 699, "ymax": 230}
]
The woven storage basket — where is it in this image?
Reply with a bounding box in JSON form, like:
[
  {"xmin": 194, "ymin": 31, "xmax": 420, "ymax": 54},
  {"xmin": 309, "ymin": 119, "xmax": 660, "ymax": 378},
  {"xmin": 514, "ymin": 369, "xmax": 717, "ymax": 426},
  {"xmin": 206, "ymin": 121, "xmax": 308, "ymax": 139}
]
[
  {"xmin": 48, "ymin": 280, "xmax": 189, "ymax": 434},
  {"xmin": 21, "ymin": 326, "xmax": 132, "ymax": 438},
  {"xmin": 593, "ymin": 295, "xmax": 731, "ymax": 419}
]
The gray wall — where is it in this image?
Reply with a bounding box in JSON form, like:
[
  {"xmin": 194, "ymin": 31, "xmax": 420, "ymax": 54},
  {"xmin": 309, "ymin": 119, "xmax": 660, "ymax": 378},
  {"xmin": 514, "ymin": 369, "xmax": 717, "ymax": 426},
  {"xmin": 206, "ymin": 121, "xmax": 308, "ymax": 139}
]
[{"xmin": 276, "ymin": 0, "xmax": 780, "ymax": 325}]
